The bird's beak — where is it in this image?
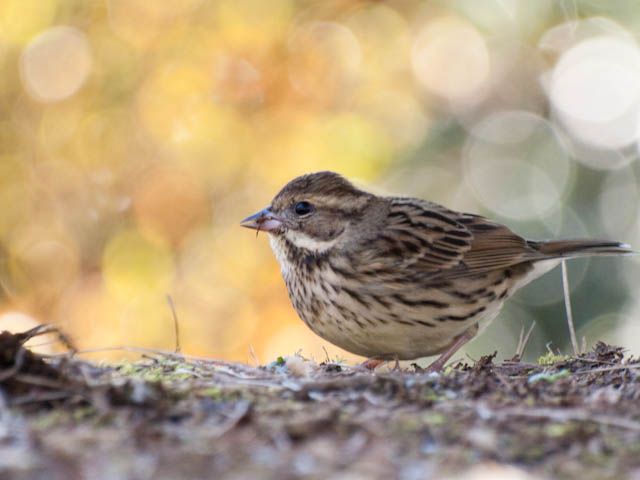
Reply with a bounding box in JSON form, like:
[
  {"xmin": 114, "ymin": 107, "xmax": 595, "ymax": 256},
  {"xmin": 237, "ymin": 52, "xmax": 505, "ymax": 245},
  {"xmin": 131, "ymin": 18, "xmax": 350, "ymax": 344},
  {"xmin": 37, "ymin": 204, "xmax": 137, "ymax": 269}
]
[{"xmin": 240, "ymin": 207, "xmax": 285, "ymax": 232}]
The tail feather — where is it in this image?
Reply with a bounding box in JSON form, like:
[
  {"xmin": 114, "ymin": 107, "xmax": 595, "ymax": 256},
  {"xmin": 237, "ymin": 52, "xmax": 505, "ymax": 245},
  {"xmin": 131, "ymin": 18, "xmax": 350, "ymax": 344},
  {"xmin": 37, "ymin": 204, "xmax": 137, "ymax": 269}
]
[{"xmin": 529, "ymin": 239, "xmax": 636, "ymax": 259}]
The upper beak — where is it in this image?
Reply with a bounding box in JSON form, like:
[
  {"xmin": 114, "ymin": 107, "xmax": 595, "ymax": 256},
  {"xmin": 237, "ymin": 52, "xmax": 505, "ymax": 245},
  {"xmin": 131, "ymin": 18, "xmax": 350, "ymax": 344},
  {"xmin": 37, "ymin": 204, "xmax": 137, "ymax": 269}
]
[{"xmin": 240, "ymin": 207, "xmax": 285, "ymax": 232}]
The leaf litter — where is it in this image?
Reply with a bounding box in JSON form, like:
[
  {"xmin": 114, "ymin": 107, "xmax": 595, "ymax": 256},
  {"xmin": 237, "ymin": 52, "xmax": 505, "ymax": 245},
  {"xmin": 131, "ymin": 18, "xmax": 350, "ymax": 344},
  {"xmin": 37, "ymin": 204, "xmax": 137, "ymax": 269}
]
[{"xmin": 2, "ymin": 327, "xmax": 640, "ymax": 479}]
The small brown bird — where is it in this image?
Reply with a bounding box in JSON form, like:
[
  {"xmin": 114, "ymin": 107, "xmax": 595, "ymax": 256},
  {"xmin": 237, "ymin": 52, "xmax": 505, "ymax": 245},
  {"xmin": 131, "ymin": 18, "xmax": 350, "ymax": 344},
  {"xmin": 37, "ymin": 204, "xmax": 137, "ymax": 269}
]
[{"xmin": 241, "ymin": 171, "xmax": 632, "ymax": 372}]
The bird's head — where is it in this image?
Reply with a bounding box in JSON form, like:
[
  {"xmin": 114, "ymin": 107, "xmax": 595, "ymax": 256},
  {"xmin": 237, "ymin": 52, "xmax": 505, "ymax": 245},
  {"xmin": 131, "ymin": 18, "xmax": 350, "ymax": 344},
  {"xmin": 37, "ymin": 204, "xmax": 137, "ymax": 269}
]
[{"xmin": 241, "ymin": 171, "xmax": 378, "ymax": 254}]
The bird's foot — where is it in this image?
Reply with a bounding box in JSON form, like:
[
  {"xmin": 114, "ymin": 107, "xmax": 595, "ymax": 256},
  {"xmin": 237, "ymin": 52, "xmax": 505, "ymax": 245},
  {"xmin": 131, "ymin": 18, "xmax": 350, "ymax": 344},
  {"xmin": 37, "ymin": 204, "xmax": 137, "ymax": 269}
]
[{"xmin": 360, "ymin": 358, "xmax": 386, "ymax": 371}]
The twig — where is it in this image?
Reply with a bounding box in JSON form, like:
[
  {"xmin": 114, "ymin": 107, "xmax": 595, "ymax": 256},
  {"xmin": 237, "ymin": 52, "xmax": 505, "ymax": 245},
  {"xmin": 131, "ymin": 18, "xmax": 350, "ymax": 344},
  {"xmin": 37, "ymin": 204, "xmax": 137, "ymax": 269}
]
[
  {"xmin": 322, "ymin": 346, "xmax": 330, "ymax": 363},
  {"xmin": 515, "ymin": 321, "xmax": 536, "ymax": 358},
  {"xmin": 573, "ymin": 358, "xmax": 622, "ymax": 366},
  {"xmin": 11, "ymin": 391, "xmax": 75, "ymax": 406},
  {"xmin": 12, "ymin": 323, "xmax": 76, "ymax": 353},
  {"xmin": 249, "ymin": 344, "xmax": 259, "ymax": 366},
  {"xmin": 545, "ymin": 342, "xmax": 555, "ymax": 355},
  {"xmin": 166, "ymin": 295, "xmax": 181, "ymax": 354},
  {"xmin": 24, "ymin": 339, "xmax": 65, "ymax": 349},
  {"xmin": 12, "ymin": 373, "xmax": 67, "ymax": 389},
  {"xmin": 572, "ymin": 363, "xmax": 640, "ymax": 375},
  {"xmin": 0, "ymin": 347, "xmax": 27, "ymax": 382},
  {"xmin": 516, "ymin": 325, "xmax": 525, "ymax": 357},
  {"xmin": 562, "ymin": 260, "xmax": 579, "ymax": 355}
]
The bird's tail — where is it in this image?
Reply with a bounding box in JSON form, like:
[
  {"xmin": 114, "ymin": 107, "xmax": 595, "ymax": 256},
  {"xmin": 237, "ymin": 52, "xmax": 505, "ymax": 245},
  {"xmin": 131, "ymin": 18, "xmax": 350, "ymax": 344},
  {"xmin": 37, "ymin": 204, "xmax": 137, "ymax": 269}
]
[{"xmin": 529, "ymin": 239, "xmax": 635, "ymax": 259}]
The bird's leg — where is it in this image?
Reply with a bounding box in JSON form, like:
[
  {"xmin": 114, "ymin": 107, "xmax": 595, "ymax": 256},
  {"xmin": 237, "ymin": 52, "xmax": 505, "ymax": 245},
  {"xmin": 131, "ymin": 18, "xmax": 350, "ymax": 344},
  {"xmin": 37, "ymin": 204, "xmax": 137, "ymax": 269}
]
[
  {"xmin": 360, "ymin": 358, "xmax": 386, "ymax": 370},
  {"xmin": 423, "ymin": 328, "xmax": 476, "ymax": 374},
  {"xmin": 392, "ymin": 355, "xmax": 400, "ymax": 371},
  {"xmin": 361, "ymin": 355, "xmax": 400, "ymax": 371}
]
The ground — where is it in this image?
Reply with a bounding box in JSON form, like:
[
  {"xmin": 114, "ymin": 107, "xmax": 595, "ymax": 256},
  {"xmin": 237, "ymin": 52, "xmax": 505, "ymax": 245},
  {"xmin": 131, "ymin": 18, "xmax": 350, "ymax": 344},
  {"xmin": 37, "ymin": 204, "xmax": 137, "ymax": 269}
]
[{"xmin": 2, "ymin": 327, "xmax": 640, "ymax": 480}]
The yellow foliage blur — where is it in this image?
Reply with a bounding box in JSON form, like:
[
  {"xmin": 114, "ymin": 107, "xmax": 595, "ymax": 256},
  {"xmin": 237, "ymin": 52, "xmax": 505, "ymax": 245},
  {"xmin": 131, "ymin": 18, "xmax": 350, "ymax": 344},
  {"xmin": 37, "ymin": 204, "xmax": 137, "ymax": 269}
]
[{"xmin": 1, "ymin": 0, "xmax": 640, "ymax": 364}]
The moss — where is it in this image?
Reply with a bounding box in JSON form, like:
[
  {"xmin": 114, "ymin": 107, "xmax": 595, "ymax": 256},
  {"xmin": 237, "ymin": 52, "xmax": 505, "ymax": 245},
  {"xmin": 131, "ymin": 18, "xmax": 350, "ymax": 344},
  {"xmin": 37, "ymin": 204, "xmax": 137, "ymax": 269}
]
[
  {"xmin": 31, "ymin": 410, "xmax": 70, "ymax": 430},
  {"xmin": 201, "ymin": 387, "xmax": 222, "ymax": 399},
  {"xmin": 537, "ymin": 352, "xmax": 569, "ymax": 365},
  {"xmin": 443, "ymin": 365, "xmax": 455, "ymax": 375},
  {"xmin": 109, "ymin": 358, "xmax": 200, "ymax": 382},
  {"xmin": 198, "ymin": 386, "xmax": 249, "ymax": 402},
  {"xmin": 422, "ymin": 412, "xmax": 447, "ymax": 426},
  {"xmin": 113, "ymin": 362, "xmax": 145, "ymax": 375},
  {"xmin": 395, "ymin": 416, "xmax": 423, "ymax": 433},
  {"xmin": 72, "ymin": 406, "xmax": 96, "ymax": 421},
  {"xmin": 422, "ymin": 387, "xmax": 446, "ymax": 403},
  {"xmin": 545, "ymin": 422, "xmax": 572, "ymax": 437},
  {"xmin": 518, "ymin": 445, "xmax": 548, "ymax": 462}
]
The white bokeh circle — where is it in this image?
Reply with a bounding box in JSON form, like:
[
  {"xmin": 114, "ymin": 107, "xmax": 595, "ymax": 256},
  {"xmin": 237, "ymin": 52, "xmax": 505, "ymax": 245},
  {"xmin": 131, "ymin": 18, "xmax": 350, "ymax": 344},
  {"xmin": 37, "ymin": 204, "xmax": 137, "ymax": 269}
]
[
  {"xmin": 20, "ymin": 26, "xmax": 92, "ymax": 102},
  {"xmin": 550, "ymin": 35, "xmax": 640, "ymax": 151},
  {"xmin": 463, "ymin": 111, "xmax": 572, "ymax": 220}
]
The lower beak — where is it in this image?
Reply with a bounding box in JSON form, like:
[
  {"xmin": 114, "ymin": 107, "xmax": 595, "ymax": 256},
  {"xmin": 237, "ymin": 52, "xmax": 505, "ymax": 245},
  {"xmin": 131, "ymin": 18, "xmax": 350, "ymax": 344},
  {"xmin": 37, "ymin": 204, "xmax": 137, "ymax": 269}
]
[{"xmin": 240, "ymin": 207, "xmax": 285, "ymax": 232}]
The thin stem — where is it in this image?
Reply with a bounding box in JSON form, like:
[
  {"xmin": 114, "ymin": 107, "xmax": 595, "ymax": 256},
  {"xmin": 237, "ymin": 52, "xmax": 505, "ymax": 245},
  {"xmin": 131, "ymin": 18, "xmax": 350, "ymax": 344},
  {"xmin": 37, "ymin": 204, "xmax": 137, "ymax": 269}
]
[
  {"xmin": 166, "ymin": 295, "xmax": 181, "ymax": 354},
  {"xmin": 562, "ymin": 260, "xmax": 579, "ymax": 355},
  {"xmin": 515, "ymin": 321, "xmax": 536, "ymax": 358}
]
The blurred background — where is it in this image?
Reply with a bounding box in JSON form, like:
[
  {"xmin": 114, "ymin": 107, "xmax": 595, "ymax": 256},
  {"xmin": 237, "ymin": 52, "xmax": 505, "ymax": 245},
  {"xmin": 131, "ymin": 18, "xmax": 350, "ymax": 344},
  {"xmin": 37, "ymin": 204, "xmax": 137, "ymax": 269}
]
[{"xmin": 1, "ymin": 0, "xmax": 640, "ymax": 365}]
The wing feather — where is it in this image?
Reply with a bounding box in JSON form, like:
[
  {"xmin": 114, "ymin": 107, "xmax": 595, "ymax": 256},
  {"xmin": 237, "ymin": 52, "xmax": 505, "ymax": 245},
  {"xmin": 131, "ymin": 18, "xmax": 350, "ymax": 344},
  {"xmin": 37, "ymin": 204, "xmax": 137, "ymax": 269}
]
[{"xmin": 351, "ymin": 199, "xmax": 541, "ymax": 282}]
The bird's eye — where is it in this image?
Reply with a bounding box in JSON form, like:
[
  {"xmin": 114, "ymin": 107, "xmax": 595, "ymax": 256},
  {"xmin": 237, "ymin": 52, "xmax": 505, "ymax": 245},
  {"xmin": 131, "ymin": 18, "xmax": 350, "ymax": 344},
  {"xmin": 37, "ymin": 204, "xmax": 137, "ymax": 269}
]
[{"xmin": 294, "ymin": 201, "xmax": 314, "ymax": 216}]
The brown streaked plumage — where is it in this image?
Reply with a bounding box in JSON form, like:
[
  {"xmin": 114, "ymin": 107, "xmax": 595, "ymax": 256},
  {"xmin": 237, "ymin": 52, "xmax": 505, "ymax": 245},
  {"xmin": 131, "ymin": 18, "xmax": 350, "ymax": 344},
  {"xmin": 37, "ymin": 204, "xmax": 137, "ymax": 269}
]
[{"xmin": 241, "ymin": 171, "xmax": 633, "ymax": 371}]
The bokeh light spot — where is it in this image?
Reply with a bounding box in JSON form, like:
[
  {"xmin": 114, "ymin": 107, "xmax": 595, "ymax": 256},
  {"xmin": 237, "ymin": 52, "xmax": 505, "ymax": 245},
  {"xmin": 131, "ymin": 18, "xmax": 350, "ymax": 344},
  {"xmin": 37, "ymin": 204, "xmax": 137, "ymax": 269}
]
[
  {"xmin": 72, "ymin": 108, "xmax": 134, "ymax": 169},
  {"xmin": 285, "ymin": 113, "xmax": 392, "ymax": 178},
  {"xmin": 120, "ymin": 293, "xmax": 179, "ymax": 350},
  {"xmin": 464, "ymin": 111, "xmax": 571, "ymax": 220},
  {"xmin": 137, "ymin": 62, "xmax": 246, "ymax": 168},
  {"xmin": 597, "ymin": 167, "xmax": 639, "ymax": 239},
  {"xmin": 0, "ymin": 0, "xmax": 58, "ymax": 45},
  {"xmin": 288, "ymin": 22, "xmax": 362, "ymax": 101},
  {"xmin": 103, "ymin": 230, "xmax": 173, "ymax": 301},
  {"xmin": 212, "ymin": 53, "xmax": 264, "ymax": 106},
  {"xmin": 550, "ymin": 35, "xmax": 640, "ymax": 151},
  {"xmin": 576, "ymin": 312, "xmax": 636, "ymax": 353},
  {"xmin": 133, "ymin": 168, "xmax": 209, "ymax": 245},
  {"xmin": 411, "ymin": 16, "xmax": 489, "ymax": 105},
  {"xmin": 0, "ymin": 155, "xmax": 31, "ymax": 239},
  {"xmin": 345, "ymin": 4, "xmax": 410, "ymax": 78},
  {"xmin": 20, "ymin": 26, "xmax": 92, "ymax": 103},
  {"xmin": 354, "ymin": 88, "xmax": 429, "ymax": 150},
  {"xmin": 60, "ymin": 276, "xmax": 124, "ymax": 358},
  {"xmin": 8, "ymin": 230, "xmax": 80, "ymax": 304},
  {"xmin": 214, "ymin": 0, "xmax": 293, "ymax": 48},
  {"xmin": 107, "ymin": 0, "xmax": 204, "ymax": 49}
]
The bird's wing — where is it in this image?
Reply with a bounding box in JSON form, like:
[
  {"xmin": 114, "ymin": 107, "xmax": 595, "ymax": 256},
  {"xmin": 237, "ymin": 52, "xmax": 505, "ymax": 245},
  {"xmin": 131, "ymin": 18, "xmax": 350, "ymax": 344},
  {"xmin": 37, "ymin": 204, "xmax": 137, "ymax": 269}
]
[
  {"xmin": 349, "ymin": 199, "xmax": 539, "ymax": 281},
  {"xmin": 449, "ymin": 213, "xmax": 539, "ymax": 277}
]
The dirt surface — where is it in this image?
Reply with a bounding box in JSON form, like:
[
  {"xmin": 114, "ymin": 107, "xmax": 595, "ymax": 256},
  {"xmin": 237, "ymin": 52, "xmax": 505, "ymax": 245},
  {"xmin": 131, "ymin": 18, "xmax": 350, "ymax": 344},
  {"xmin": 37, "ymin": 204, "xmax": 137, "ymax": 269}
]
[{"xmin": 2, "ymin": 328, "xmax": 640, "ymax": 480}]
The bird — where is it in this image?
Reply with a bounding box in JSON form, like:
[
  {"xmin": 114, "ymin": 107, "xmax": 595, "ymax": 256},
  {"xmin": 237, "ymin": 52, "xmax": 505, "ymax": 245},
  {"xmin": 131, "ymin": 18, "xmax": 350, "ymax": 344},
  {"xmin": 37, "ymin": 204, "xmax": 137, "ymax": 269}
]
[{"xmin": 241, "ymin": 171, "xmax": 633, "ymax": 372}]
